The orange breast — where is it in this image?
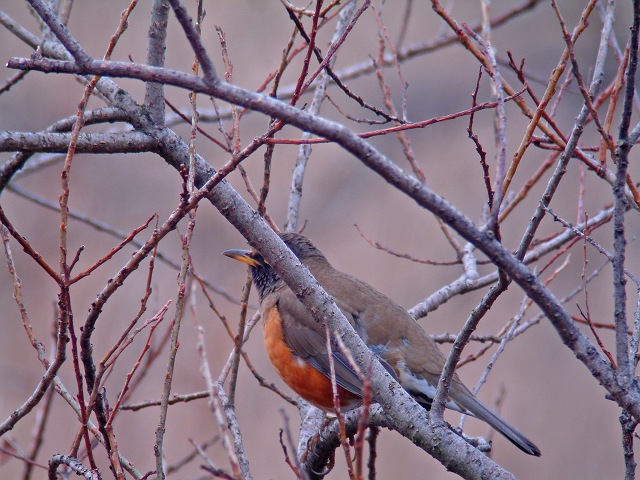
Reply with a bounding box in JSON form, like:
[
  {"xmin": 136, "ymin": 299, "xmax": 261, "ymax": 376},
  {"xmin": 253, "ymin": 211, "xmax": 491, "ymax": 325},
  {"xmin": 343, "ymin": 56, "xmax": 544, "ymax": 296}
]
[{"xmin": 263, "ymin": 306, "xmax": 361, "ymax": 412}]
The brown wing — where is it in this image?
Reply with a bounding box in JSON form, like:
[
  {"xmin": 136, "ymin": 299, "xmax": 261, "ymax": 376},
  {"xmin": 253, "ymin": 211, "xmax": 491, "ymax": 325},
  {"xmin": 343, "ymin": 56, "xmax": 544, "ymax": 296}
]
[{"xmin": 276, "ymin": 288, "xmax": 364, "ymax": 396}]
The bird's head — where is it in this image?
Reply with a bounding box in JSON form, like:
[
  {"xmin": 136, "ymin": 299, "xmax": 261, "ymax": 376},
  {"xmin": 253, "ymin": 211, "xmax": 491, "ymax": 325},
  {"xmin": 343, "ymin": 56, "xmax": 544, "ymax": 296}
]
[{"xmin": 223, "ymin": 232, "xmax": 328, "ymax": 299}]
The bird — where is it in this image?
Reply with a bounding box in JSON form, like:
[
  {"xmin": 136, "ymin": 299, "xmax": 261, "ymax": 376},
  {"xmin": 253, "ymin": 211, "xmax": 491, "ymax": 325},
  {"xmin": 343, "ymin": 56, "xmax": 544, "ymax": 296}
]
[{"xmin": 223, "ymin": 232, "xmax": 540, "ymax": 456}]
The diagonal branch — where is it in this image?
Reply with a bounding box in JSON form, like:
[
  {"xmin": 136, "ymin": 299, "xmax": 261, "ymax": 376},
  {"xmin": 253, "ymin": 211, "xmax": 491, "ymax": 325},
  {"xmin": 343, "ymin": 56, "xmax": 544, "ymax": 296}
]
[
  {"xmin": 11, "ymin": 1, "xmax": 640, "ymax": 477},
  {"xmin": 7, "ymin": 21, "xmax": 632, "ymax": 427}
]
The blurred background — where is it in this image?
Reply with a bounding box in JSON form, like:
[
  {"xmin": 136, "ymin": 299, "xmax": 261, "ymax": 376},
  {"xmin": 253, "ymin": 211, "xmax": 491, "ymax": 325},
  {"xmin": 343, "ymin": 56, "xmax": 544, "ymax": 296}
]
[{"xmin": 0, "ymin": 1, "xmax": 639, "ymax": 478}]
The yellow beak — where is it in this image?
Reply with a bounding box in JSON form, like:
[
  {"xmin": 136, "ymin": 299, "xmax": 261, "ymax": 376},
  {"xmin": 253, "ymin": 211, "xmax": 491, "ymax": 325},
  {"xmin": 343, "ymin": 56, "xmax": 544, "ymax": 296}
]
[{"xmin": 222, "ymin": 249, "xmax": 266, "ymax": 267}]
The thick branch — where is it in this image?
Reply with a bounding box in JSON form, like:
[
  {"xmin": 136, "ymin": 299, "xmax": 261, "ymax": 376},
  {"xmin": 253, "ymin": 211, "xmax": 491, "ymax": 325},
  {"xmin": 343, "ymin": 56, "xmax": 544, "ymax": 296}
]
[
  {"xmin": 0, "ymin": 131, "xmax": 158, "ymax": 153},
  {"xmin": 9, "ymin": 13, "xmax": 639, "ymax": 413},
  {"xmin": 9, "ymin": 37, "xmax": 639, "ymax": 419},
  {"xmin": 10, "ymin": 2, "xmax": 640, "ymax": 476}
]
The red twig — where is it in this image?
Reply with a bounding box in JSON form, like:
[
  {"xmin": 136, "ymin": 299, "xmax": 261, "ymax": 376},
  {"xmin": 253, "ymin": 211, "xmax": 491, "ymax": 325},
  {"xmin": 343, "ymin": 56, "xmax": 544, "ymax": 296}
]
[
  {"xmin": 267, "ymin": 88, "xmax": 525, "ymax": 145},
  {"xmin": 467, "ymin": 66, "xmax": 493, "ymax": 209},
  {"xmin": 578, "ymin": 304, "xmax": 616, "ymax": 368},
  {"xmin": 70, "ymin": 215, "xmax": 155, "ymax": 284},
  {"xmin": 0, "ymin": 208, "xmax": 61, "ymax": 283}
]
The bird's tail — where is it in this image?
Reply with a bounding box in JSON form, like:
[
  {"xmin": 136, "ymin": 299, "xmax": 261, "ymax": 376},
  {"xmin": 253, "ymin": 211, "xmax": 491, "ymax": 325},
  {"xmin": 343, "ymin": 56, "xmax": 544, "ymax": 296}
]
[{"xmin": 455, "ymin": 390, "xmax": 541, "ymax": 457}]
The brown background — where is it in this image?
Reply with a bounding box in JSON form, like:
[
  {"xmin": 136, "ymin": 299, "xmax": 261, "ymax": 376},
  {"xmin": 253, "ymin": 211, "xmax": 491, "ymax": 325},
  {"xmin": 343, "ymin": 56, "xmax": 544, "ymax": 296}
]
[{"xmin": 0, "ymin": 1, "xmax": 638, "ymax": 479}]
